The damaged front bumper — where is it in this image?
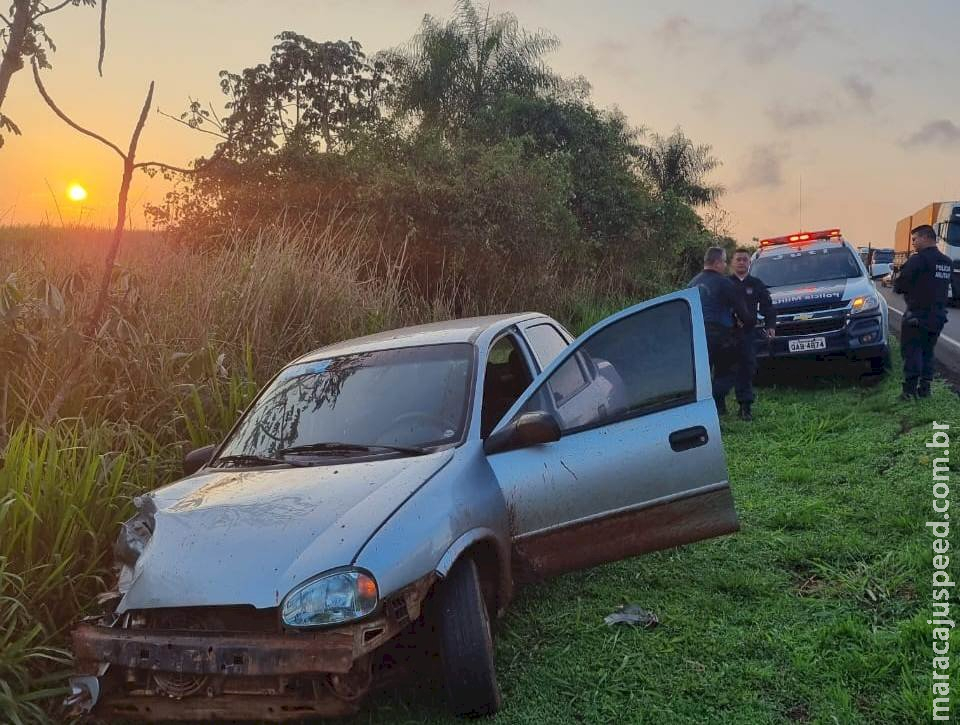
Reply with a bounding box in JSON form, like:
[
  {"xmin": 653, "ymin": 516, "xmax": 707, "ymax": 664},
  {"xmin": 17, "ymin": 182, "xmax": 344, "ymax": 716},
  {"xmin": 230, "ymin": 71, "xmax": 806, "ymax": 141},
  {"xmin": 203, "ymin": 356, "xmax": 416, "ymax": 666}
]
[{"xmin": 67, "ymin": 573, "xmax": 436, "ymax": 721}]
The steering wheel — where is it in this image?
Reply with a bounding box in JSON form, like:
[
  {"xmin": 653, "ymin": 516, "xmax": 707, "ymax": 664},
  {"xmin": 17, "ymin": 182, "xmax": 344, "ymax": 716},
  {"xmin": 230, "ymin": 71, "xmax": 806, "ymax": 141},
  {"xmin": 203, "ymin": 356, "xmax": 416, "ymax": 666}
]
[{"xmin": 379, "ymin": 411, "xmax": 454, "ymax": 442}]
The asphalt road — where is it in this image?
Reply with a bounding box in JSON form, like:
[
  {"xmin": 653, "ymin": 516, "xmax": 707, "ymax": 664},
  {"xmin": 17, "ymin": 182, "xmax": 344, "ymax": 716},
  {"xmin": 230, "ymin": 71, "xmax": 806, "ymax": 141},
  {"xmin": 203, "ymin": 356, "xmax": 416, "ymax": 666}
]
[{"xmin": 878, "ymin": 284, "xmax": 960, "ymax": 379}]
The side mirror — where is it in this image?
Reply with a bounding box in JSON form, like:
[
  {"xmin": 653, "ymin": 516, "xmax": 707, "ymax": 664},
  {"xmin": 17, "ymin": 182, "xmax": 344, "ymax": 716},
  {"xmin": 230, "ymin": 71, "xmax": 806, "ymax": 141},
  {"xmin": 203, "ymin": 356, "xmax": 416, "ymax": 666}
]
[
  {"xmin": 483, "ymin": 411, "xmax": 561, "ymax": 456},
  {"xmin": 183, "ymin": 444, "xmax": 217, "ymax": 476},
  {"xmin": 871, "ymin": 271, "xmax": 887, "ymax": 281}
]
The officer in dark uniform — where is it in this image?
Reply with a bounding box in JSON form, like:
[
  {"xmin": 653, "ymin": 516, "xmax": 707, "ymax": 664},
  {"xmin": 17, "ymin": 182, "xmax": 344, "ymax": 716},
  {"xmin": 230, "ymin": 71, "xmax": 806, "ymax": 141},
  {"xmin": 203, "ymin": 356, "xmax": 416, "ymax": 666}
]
[
  {"xmin": 729, "ymin": 248, "xmax": 776, "ymax": 421},
  {"xmin": 687, "ymin": 247, "xmax": 751, "ymax": 414},
  {"xmin": 893, "ymin": 224, "xmax": 952, "ymax": 399}
]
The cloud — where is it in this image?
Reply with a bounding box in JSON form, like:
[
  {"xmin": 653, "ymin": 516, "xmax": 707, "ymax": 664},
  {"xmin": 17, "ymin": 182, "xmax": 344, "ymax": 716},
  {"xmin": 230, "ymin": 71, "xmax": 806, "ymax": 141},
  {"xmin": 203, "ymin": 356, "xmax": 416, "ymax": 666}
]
[
  {"xmin": 902, "ymin": 120, "xmax": 960, "ymax": 147},
  {"xmin": 735, "ymin": 145, "xmax": 787, "ymax": 191},
  {"xmin": 745, "ymin": 2, "xmax": 832, "ymax": 65},
  {"xmin": 841, "ymin": 75, "xmax": 875, "ymax": 109},
  {"xmin": 651, "ymin": 14, "xmax": 699, "ymax": 54},
  {"xmin": 766, "ymin": 103, "xmax": 827, "ymax": 130}
]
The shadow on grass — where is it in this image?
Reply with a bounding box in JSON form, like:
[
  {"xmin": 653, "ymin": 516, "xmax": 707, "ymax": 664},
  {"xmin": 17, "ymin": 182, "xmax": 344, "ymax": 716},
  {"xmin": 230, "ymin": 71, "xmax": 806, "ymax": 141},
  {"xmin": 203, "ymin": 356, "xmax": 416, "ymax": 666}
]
[{"xmin": 755, "ymin": 357, "xmax": 885, "ymax": 390}]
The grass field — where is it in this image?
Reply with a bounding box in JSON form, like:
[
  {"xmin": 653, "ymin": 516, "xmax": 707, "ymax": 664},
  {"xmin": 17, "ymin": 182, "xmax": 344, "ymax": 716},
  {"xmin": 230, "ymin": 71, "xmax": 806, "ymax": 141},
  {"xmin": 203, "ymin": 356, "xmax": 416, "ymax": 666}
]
[{"xmin": 352, "ymin": 364, "xmax": 957, "ymax": 725}]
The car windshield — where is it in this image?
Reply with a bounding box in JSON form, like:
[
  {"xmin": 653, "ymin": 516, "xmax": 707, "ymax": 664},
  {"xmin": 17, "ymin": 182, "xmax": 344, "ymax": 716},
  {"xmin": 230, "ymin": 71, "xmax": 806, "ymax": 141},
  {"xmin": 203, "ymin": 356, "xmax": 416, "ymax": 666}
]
[
  {"xmin": 946, "ymin": 220, "xmax": 960, "ymax": 247},
  {"xmin": 215, "ymin": 343, "xmax": 474, "ymax": 461},
  {"xmin": 869, "ymin": 249, "xmax": 894, "ymax": 263},
  {"xmin": 751, "ymin": 246, "xmax": 862, "ymax": 287}
]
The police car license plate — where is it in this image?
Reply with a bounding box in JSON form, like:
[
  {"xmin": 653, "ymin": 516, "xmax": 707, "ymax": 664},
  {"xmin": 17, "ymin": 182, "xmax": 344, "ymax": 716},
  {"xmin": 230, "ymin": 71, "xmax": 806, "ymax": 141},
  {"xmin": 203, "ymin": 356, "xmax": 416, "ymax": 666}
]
[{"xmin": 788, "ymin": 337, "xmax": 826, "ymax": 353}]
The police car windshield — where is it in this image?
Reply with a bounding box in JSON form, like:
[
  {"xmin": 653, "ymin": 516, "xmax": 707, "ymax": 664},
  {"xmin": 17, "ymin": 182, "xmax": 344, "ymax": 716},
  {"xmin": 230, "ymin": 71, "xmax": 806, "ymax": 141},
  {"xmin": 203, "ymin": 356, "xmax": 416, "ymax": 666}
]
[{"xmin": 751, "ymin": 246, "xmax": 862, "ymax": 288}]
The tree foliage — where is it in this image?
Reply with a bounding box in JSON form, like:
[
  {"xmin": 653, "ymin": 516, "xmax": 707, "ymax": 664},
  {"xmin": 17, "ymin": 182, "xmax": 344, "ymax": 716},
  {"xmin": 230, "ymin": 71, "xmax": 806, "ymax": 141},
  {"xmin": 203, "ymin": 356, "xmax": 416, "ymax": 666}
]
[
  {"xmin": 181, "ymin": 33, "xmax": 392, "ymax": 162},
  {"xmin": 637, "ymin": 128, "xmax": 723, "ymax": 206},
  {"xmin": 384, "ymin": 0, "xmax": 560, "ymax": 130},
  {"xmin": 151, "ymin": 2, "xmax": 728, "ymax": 306}
]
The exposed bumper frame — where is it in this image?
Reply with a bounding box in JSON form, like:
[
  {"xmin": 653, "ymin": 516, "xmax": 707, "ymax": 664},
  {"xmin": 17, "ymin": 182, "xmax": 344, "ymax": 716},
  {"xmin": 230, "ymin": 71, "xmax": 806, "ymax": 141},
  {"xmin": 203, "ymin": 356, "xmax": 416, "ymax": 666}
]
[{"xmin": 68, "ymin": 573, "xmax": 437, "ymax": 720}]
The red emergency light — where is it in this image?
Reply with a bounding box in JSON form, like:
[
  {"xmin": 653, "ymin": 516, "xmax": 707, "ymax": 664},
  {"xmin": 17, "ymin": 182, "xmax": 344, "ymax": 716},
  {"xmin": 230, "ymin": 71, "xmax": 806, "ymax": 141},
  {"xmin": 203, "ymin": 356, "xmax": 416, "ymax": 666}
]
[{"xmin": 759, "ymin": 229, "xmax": 842, "ymax": 247}]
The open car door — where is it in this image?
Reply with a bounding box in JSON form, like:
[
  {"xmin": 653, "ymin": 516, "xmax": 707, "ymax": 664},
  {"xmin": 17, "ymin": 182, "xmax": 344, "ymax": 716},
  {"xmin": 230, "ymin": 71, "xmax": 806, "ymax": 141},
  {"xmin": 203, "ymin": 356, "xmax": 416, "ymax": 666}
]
[{"xmin": 486, "ymin": 289, "xmax": 739, "ymax": 582}]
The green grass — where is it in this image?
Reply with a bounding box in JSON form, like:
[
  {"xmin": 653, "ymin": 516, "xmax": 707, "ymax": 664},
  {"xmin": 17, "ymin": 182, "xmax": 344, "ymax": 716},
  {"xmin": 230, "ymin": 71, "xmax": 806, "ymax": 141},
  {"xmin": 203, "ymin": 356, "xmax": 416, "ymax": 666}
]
[{"xmin": 353, "ymin": 368, "xmax": 958, "ymax": 725}]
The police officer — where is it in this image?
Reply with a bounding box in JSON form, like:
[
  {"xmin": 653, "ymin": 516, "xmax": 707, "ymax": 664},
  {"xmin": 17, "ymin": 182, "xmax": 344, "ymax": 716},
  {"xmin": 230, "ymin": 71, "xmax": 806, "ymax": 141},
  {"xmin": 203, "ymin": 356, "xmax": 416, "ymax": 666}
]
[
  {"xmin": 729, "ymin": 248, "xmax": 776, "ymax": 421},
  {"xmin": 893, "ymin": 224, "xmax": 951, "ymax": 399},
  {"xmin": 688, "ymin": 247, "xmax": 751, "ymax": 414}
]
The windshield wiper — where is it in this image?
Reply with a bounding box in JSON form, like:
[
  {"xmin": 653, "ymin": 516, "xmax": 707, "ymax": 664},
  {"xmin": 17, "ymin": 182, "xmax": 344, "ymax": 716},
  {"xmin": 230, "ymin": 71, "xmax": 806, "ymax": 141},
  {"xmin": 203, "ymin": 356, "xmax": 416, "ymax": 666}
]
[
  {"xmin": 212, "ymin": 454, "xmax": 309, "ymax": 468},
  {"xmin": 276, "ymin": 442, "xmax": 429, "ymax": 457}
]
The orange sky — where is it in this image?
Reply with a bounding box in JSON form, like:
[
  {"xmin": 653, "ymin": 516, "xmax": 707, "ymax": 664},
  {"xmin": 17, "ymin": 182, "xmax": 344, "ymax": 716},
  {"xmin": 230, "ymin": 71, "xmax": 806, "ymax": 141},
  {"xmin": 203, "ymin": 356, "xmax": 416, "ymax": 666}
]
[{"xmin": 1, "ymin": 0, "xmax": 958, "ymax": 245}]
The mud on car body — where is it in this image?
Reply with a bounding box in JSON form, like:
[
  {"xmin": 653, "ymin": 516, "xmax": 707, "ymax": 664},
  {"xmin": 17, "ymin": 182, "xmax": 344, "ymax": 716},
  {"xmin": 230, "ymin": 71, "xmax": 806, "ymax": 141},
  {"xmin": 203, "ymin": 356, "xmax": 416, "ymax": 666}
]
[
  {"xmin": 750, "ymin": 229, "xmax": 891, "ymax": 373},
  {"xmin": 67, "ymin": 290, "xmax": 739, "ymax": 722}
]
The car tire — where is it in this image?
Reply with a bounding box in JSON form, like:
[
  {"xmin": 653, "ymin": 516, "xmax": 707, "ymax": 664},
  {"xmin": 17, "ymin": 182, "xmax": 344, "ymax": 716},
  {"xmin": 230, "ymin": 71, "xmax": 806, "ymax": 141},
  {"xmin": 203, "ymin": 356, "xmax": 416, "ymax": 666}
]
[{"xmin": 435, "ymin": 557, "xmax": 501, "ymax": 718}]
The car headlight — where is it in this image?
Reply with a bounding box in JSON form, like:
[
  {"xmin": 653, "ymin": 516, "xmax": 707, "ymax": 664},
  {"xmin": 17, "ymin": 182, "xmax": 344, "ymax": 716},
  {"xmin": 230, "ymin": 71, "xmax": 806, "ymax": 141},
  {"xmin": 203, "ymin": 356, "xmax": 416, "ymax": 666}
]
[
  {"xmin": 849, "ymin": 294, "xmax": 880, "ymax": 315},
  {"xmin": 281, "ymin": 570, "xmax": 378, "ymax": 628}
]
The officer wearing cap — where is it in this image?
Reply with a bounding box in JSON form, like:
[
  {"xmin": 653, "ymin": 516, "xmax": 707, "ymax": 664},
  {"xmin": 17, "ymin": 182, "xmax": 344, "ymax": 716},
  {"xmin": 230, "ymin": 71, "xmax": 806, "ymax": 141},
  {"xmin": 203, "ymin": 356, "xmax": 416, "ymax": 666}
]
[
  {"xmin": 688, "ymin": 247, "xmax": 751, "ymax": 415},
  {"xmin": 893, "ymin": 224, "xmax": 951, "ymax": 399},
  {"xmin": 729, "ymin": 248, "xmax": 776, "ymax": 421}
]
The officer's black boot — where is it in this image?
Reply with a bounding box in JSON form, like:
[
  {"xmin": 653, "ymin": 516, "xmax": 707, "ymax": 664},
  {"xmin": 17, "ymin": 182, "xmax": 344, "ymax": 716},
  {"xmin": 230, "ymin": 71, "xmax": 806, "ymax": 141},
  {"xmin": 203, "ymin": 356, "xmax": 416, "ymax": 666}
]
[
  {"xmin": 899, "ymin": 381, "xmax": 918, "ymax": 401},
  {"xmin": 918, "ymin": 379, "xmax": 932, "ymax": 398},
  {"xmin": 714, "ymin": 396, "xmax": 728, "ymax": 415},
  {"xmin": 738, "ymin": 402, "xmax": 753, "ymax": 421}
]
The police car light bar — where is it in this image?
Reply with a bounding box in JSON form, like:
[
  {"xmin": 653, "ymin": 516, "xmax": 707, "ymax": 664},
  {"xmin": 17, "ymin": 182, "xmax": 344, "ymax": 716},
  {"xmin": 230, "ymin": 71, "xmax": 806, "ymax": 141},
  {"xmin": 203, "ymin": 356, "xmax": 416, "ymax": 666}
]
[{"xmin": 759, "ymin": 229, "xmax": 842, "ymax": 247}]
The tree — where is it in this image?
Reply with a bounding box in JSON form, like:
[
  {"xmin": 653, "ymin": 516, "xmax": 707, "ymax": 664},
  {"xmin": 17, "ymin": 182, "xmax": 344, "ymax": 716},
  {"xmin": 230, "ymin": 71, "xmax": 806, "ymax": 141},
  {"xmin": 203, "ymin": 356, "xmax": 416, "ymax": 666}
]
[
  {"xmin": 385, "ymin": 0, "xmax": 560, "ymax": 130},
  {"xmin": 469, "ymin": 95, "xmax": 651, "ymax": 243},
  {"xmin": 637, "ymin": 128, "xmax": 723, "ymax": 207},
  {"xmin": 0, "ymin": 0, "xmax": 105, "ymax": 146},
  {"xmin": 179, "ymin": 32, "xmax": 391, "ymax": 162}
]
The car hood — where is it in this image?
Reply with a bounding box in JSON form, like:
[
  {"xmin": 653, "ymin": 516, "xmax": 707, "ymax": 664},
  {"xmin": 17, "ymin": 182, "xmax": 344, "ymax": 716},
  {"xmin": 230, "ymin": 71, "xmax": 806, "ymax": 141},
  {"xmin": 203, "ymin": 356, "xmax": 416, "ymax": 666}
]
[
  {"xmin": 118, "ymin": 451, "xmax": 454, "ymax": 612},
  {"xmin": 768, "ymin": 278, "xmax": 851, "ymax": 310}
]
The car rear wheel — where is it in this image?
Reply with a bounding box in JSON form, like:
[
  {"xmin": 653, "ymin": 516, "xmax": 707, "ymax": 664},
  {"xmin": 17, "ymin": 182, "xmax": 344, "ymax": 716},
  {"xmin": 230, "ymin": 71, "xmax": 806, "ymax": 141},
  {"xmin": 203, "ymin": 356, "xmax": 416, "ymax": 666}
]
[{"xmin": 435, "ymin": 557, "xmax": 501, "ymax": 718}]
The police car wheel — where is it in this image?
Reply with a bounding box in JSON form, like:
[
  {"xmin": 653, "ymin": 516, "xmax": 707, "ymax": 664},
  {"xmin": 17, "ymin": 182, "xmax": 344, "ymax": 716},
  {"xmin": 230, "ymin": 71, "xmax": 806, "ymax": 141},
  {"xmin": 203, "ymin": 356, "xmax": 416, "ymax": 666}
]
[{"xmin": 866, "ymin": 355, "xmax": 889, "ymax": 376}]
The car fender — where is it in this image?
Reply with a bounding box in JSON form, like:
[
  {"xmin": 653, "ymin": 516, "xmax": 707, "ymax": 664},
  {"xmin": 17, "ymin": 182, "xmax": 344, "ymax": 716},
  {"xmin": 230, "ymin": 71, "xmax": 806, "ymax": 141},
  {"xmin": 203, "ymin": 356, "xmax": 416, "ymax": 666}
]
[
  {"xmin": 435, "ymin": 526, "xmax": 513, "ymax": 614},
  {"xmin": 352, "ymin": 443, "xmax": 512, "ymax": 611}
]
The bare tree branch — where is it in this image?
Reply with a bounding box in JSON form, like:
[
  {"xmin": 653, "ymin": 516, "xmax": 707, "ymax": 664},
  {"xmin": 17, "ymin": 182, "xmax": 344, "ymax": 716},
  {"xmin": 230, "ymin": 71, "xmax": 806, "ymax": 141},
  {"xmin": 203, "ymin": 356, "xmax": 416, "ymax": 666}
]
[
  {"xmin": 133, "ymin": 160, "xmax": 198, "ymax": 174},
  {"xmin": 97, "ymin": 0, "xmax": 107, "ymax": 75},
  {"xmin": 41, "ymin": 80, "xmax": 157, "ymax": 426},
  {"xmin": 31, "ymin": 60, "xmax": 126, "ymax": 158},
  {"xmin": 0, "ymin": 13, "xmax": 12, "ymax": 27},
  {"xmin": 157, "ymin": 107, "xmax": 228, "ymax": 139},
  {"xmin": 33, "ymin": 0, "xmax": 74, "ymax": 20}
]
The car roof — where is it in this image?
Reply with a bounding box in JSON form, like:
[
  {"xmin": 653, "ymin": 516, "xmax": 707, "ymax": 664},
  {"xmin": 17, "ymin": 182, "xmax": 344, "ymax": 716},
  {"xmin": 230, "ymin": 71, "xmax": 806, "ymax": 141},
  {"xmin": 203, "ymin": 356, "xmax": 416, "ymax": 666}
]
[{"xmin": 292, "ymin": 312, "xmax": 549, "ymax": 363}]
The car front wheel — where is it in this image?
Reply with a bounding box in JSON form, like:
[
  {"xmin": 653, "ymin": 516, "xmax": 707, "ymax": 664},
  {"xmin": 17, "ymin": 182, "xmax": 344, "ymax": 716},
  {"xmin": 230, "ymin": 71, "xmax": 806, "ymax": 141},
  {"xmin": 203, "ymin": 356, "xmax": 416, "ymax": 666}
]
[{"xmin": 435, "ymin": 557, "xmax": 501, "ymax": 717}]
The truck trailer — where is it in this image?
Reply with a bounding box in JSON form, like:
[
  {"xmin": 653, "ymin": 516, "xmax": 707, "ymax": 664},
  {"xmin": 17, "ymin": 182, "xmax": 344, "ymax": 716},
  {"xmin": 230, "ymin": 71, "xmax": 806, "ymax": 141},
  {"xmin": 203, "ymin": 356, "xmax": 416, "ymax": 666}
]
[{"xmin": 892, "ymin": 201, "xmax": 960, "ymax": 305}]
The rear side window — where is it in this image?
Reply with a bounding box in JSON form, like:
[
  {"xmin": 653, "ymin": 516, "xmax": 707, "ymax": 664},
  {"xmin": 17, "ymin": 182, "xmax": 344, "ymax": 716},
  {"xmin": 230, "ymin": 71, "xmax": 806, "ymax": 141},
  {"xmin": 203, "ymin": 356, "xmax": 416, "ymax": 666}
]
[
  {"xmin": 523, "ymin": 323, "xmax": 569, "ymax": 368},
  {"xmin": 752, "ymin": 246, "xmax": 862, "ymax": 287}
]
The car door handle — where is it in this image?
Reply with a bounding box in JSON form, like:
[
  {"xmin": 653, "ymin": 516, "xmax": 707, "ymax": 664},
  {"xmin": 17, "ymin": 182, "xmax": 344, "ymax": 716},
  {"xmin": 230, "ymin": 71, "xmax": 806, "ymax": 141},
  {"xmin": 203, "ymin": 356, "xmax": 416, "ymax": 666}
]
[{"xmin": 669, "ymin": 426, "xmax": 708, "ymax": 452}]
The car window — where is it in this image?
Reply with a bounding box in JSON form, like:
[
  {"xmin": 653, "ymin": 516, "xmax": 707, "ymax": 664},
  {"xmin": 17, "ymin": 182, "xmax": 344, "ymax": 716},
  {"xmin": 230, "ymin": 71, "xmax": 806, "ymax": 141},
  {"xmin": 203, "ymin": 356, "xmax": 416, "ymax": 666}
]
[
  {"xmin": 216, "ymin": 344, "xmax": 473, "ymax": 458},
  {"xmin": 872, "ymin": 250, "xmax": 894, "ymax": 263},
  {"xmin": 510, "ymin": 299, "xmax": 696, "ymax": 434},
  {"xmin": 481, "ymin": 336, "xmax": 534, "ymax": 438},
  {"xmin": 523, "ymin": 323, "xmax": 570, "ymax": 368},
  {"xmin": 751, "ymin": 246, "xmax": 862, "ymax": 287}
]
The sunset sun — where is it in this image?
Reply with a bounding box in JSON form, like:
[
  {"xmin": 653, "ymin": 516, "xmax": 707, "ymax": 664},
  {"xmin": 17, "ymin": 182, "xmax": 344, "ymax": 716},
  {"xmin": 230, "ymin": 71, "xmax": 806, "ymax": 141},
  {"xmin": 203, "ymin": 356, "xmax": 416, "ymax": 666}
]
[{"xmin": 66, "ymin": 183, "xmax": 87, "ymax": 202}]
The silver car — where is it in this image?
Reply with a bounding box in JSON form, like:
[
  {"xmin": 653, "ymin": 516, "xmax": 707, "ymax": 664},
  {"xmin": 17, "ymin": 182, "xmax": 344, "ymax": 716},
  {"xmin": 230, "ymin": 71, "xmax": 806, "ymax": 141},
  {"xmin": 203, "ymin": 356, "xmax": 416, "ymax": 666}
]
[{"xmin": 68, "ymin": 288, "xmax": 739, "ymax": 721}]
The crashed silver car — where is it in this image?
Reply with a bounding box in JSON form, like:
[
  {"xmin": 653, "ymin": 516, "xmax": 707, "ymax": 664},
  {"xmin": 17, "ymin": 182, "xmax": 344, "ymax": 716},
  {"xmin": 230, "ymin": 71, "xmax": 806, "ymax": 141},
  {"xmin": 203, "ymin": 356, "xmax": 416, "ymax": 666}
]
[{"xmin": 68, "ymin": 288, "xmax": 739, "ymax": 721}]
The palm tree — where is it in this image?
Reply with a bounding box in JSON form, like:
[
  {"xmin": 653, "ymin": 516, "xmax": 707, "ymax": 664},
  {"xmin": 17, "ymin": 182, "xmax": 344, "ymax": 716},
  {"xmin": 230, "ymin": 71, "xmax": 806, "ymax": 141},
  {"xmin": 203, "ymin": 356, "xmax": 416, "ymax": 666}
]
[
  {"xmin": 638, "ymin": 128, "xmax": 723, "ymax": 206},
  {"xmin": 385, "ymin": 0, "xmax": 560, "ymax": 129}
]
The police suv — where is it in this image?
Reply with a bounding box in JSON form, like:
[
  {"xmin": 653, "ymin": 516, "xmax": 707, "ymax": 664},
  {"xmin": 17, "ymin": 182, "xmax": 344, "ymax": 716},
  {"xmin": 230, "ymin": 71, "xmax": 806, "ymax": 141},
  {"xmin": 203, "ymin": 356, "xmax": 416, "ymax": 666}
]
[{"xmin": 750, "ymin": 229, "xmax": 890, "ymax": 373}]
